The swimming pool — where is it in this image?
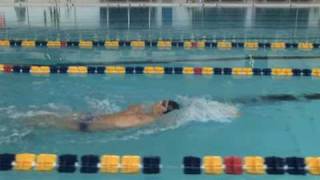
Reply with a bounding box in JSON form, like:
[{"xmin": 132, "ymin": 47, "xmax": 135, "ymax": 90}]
[{"xmin": 1, "ymin": 5, "xmax": 320, "ymax": 180}]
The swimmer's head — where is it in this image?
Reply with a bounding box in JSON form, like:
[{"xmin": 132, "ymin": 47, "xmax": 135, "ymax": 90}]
[
  {"xmin": 152, "ymin": 100, "xmax": 180, "ymax": 115},
  {"xmin": 163, "ymin": 100, "xmax": 180, "ymax": 114}
]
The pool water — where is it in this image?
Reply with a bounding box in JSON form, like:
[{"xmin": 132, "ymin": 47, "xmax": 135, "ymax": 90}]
[
  {"xmin": 1, "ymin": 6, "xmax": 320, "ymax": 180},
  {"xmin": 1, "ymin": 72, "xmax": 320, "ymax": 180}
]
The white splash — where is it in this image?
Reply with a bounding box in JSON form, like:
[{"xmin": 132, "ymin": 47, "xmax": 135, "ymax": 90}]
[
  {"xmin": 0, "ymin": 128, "xmax": 32, "ymax": 145},
  {"xmin": 176, "ymin": 96, "xmax": 239, "ymax": 123},
  {"xmin": 8, "ymin": 110, "xmax": 57, "ymax": 119},
  {"xmin": 85, "ymin": 97, "xmax": 121, "ymax": 114},
  {"xmin": 3, "ymin": 103, "xmax": 71, "ymax": 120}
]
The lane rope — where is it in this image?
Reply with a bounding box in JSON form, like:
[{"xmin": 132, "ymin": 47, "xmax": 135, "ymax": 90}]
[
  {"xmin": 0, "ymin": 39, "xmax": 317, "ymax": 50},
  {"xmin": 0, "ymin": 154, "xmax": 319, "ymax": 175},
  {"xmin": 0, "ymin": 64, "xmax": 319, "ymax": 77}
]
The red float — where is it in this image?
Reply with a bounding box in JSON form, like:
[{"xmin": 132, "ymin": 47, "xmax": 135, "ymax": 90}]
[
  {"xmin": 194, "ymin": 67, "xmax": 202, "ymax": 75},
  {"xmin": 224, "ymin": 156, "xmax": 243, "ymax": 175},
  {"xmin": 192, "ymin": 42, "xmax": 197, "ymax": 48},
  {"xmin": 3, "ymin": 65, "xmax": 12, "ymax": 73},
  {"xmin": 61, "ymin": 41, "xmax": 67, "ymax": 48}
]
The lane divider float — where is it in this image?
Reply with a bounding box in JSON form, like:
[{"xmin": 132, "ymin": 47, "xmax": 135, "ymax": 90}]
[
  {"xmin": 0, "ymin": 64, "xmax": 319, "ymax": 77},
  {"xmin": 0, "ymin": 40, "xmax": 318, "ymax": 50},
  {"xmin": 1, "ymin": 154, "xmax": 320, "ymax": 175}
]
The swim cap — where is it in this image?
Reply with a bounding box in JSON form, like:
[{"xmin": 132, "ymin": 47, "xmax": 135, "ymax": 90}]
[{"xmin": 164, "ymin": 100, "xmax": 180, "ymax": 114}]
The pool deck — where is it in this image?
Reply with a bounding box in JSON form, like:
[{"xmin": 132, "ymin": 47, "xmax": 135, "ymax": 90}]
[{"xmin": 0, "ymin": 0, "xmax": 320, "ymax": 7}]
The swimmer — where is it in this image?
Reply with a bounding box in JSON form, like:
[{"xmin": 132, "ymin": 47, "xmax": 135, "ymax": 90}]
[
  {"xmin": 26, "ymin": 92, "xmax": 320, "ymax": 132},
  {"xmin": 29, "ymin": 100, "xmax": 180, "ymax": 132}
]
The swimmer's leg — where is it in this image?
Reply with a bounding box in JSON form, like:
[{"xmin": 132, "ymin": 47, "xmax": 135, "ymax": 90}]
[{"xmin": 25, "ymin": 114, "xmax": 80, "ymax": 131}]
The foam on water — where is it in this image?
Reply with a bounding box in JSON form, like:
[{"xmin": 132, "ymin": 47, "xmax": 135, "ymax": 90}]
[
  {"xmin": 85, "ymin": 97, "xmax": 121, "ymax": 115},
  {"xmin": 0, "ymin": 104, "xmax": 70, "ymax": 144},
  {"xmin": 177, "ymin": 96, "xmax": 239, "ymax": 123},
  {"xmin": 0, "ymin": 107, "xmax": 33, "ymax": 145}
]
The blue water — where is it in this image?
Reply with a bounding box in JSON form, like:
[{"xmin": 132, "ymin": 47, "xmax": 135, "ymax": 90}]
[
  {"xmin": 1, "ymin": 74, "xmax": 320, "ymax": 180},
  {"xmin": 1, "ymin": 5, "xmax": 320, "ymax": 180}
]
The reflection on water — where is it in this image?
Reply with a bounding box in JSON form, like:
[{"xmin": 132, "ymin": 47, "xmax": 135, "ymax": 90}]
[
  {"xmin": 0, "ymin": 6, "xmax": 320, "ymax": 40},
  {"xmin": 48, "ymin": 6, "xmax": 60, "ymax": 29},
  {"xmin": 14, "ymin": 6, "xmax": 26, "ymax": 23}
]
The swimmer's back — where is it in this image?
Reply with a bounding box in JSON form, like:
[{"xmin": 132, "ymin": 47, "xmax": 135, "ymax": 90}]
[{"xmin": 88, "ymin": 112, "xmax": 154, "ymax": 131}]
